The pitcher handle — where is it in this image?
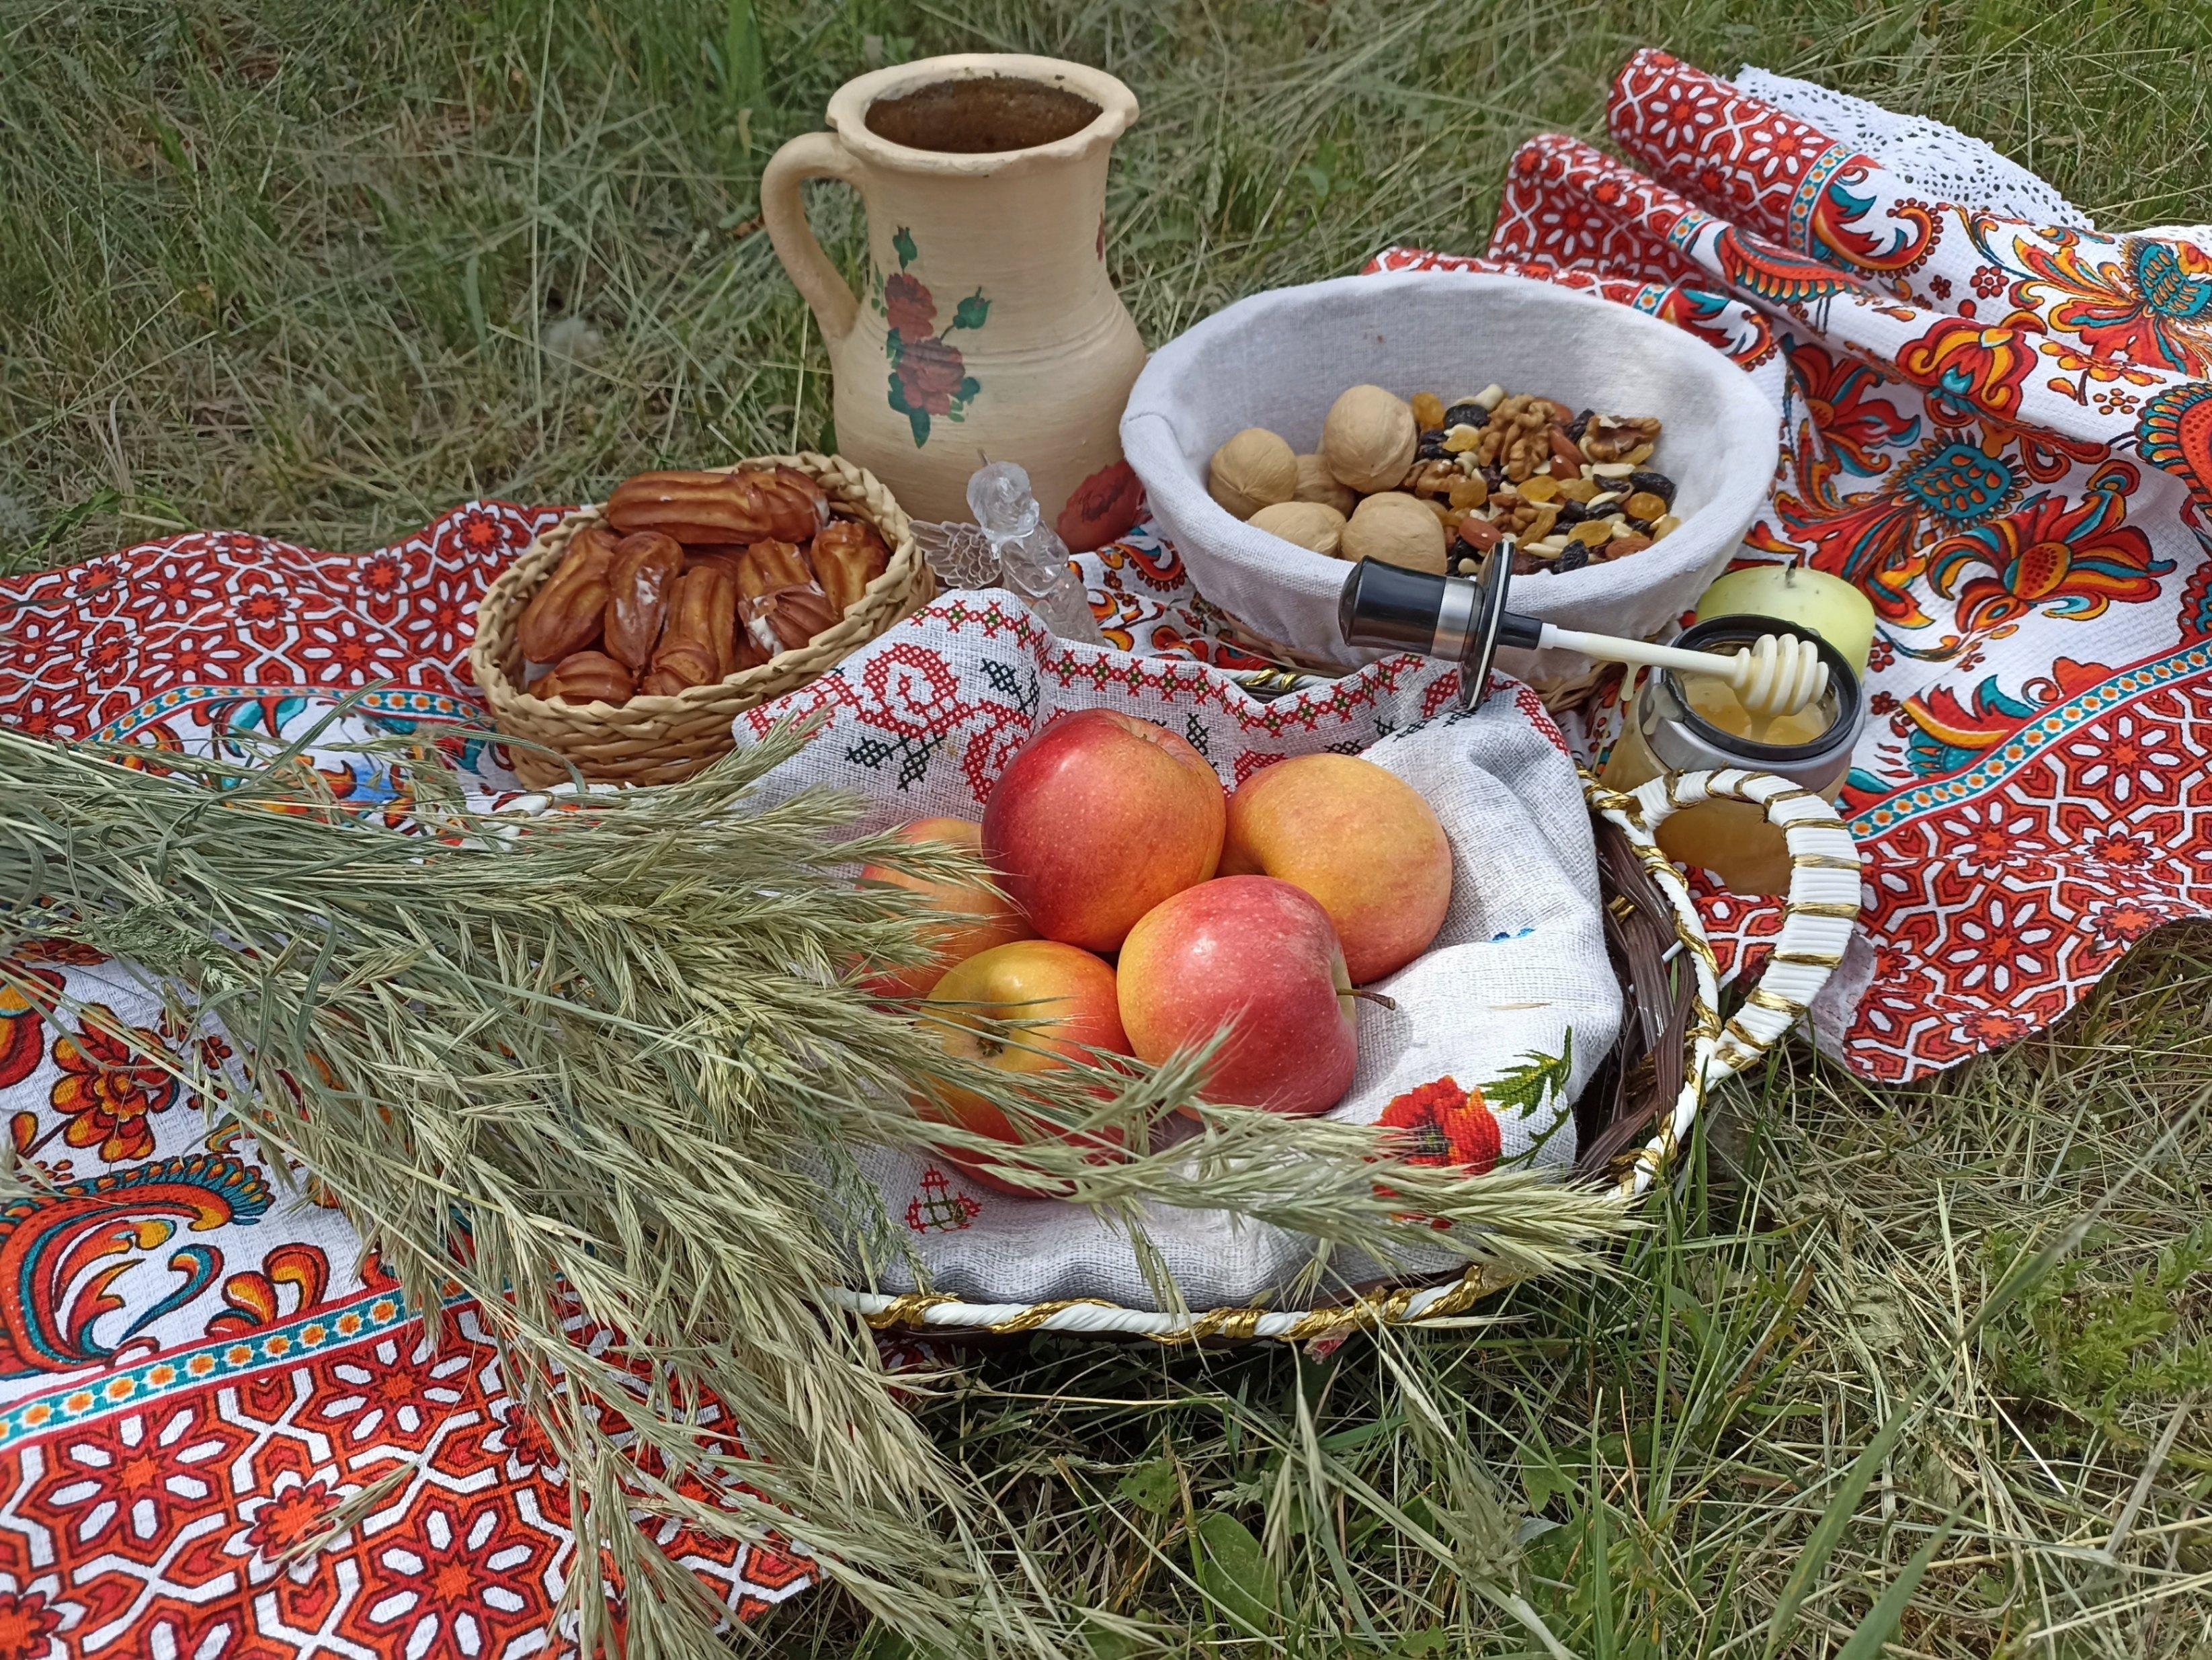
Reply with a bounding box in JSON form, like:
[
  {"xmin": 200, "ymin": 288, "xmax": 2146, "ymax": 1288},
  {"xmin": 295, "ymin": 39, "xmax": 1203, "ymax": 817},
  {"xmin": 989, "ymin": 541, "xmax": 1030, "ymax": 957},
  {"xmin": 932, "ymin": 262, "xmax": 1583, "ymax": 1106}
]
[{"xmin": 762, "ymin": 132, "xmax": 863, "ymax": 345}]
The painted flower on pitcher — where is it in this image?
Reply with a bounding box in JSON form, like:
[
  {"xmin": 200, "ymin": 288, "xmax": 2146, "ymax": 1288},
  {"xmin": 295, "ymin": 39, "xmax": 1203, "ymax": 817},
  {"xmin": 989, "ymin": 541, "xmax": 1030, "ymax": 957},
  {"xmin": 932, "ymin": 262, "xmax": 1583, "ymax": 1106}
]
[
  {"xmin": 874, "ymin": 225, "xmax": 987, "ymax": 446},
  {"xmin": 1056, "ymin": 459, "xmax": 1145, "ymax": 553},
  {"xmin": 893, "ymin": 336, "xmax": 970, "ymax": 417},
  {"xmin": 883, "ymin": 272, "xmax": 936, "ymax": 338}
]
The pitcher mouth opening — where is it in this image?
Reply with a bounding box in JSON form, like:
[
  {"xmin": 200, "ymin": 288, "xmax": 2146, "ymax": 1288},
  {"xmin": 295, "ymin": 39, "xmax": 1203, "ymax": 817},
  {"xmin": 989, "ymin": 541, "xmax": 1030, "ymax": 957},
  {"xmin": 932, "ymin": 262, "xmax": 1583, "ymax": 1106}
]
[
  {"xmin": 864, "ymin": 76, "xmax": 1100, "ymax": 156},
  {"xmin": 829, "ymin": 54, "xmax": 1137, "ymax": 171}
]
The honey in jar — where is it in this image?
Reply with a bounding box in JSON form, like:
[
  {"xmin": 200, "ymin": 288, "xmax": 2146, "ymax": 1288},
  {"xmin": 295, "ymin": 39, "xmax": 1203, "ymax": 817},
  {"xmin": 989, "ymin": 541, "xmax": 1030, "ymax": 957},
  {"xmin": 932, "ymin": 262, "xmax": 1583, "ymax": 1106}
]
[{"xmin": 1600, "ymin": 616, "xmax": 1863, "ymax": 895}]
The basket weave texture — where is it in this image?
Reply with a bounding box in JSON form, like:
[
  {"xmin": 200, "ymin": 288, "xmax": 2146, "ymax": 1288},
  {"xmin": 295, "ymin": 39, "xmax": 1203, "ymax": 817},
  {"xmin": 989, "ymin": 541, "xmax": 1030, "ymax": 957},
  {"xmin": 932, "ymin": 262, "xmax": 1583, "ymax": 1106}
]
[
  {"xmin": 468, "ymin": 452, "xmax": 933, "ymax": 786},
  {"xmin": 828, "ymin": 767, "xmax": 1858, "ymax": 1344}
]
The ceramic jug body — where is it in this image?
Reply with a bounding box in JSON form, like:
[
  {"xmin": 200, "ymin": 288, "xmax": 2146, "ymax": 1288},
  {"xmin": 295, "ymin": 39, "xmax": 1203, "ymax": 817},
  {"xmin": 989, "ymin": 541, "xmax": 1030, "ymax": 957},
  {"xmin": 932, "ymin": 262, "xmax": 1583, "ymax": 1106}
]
[{"xmin": 764, "ymin": 54, "xmax": 1148, "ymax": 549}]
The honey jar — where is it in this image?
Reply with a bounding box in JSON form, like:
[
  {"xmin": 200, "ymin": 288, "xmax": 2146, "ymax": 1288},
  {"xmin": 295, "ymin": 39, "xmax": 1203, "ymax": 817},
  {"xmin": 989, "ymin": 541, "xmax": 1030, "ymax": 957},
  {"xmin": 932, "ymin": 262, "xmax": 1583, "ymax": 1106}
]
[{"xmin": 1600, "ymin": 616, "xmax": 1863, "ymax": 895}]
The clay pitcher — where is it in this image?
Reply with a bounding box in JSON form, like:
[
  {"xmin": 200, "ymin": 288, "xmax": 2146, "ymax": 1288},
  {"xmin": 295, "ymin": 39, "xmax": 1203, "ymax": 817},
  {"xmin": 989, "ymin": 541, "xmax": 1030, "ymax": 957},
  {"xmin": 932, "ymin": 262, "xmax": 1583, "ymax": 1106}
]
[{"xmin": 763, "ymin": 54, "xmax": 1148, "ymax": 550}]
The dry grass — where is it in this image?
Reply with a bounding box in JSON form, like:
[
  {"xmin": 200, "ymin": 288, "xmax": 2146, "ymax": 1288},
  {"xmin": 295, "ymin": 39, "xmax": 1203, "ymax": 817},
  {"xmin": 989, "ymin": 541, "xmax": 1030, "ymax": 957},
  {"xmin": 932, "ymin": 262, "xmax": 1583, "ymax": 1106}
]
[{"xmin": 4, "ymin": 0, "xmax": 2211, "ymax": 1653}]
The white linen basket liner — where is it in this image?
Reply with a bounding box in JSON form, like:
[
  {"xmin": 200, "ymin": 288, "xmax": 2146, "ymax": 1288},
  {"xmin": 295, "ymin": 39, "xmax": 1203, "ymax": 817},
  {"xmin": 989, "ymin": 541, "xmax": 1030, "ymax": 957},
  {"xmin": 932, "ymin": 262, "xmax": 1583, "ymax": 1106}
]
[
  {"xmin": 1119, "ymin": 269, "xmax": 1781, "ymax": 682},
  {"xmin": 729, "ymin": 591, "xmax": 1621, "ymax": 1315}
]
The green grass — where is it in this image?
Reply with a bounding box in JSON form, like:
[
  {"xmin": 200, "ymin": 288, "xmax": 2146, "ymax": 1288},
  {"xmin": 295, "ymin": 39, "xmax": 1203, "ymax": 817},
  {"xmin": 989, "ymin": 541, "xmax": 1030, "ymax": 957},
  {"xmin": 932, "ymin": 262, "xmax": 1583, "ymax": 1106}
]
[{"xmin": 6, "ymin": 0, "xmax": 2212, "ymax": 1653}]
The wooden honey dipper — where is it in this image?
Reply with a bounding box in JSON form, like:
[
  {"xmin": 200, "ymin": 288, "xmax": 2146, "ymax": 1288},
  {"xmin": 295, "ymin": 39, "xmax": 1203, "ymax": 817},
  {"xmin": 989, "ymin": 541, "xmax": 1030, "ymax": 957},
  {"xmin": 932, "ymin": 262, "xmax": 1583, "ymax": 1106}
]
[
  {"xmin": 1337, "ymin": 552, "xmax": 1831, "ymax": 720},
  {"xmin": 1526, "ymin": 624, "xmax": 1830, "ymax": 718}
]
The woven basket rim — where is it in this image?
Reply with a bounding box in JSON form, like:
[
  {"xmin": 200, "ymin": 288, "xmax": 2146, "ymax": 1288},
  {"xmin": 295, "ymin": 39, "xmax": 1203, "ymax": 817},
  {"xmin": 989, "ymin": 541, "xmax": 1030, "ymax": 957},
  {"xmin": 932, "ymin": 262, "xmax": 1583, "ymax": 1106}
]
[
  {"xmin": 828, "ymin": 765, "xmax": 1860, "ymax": 1345},
  {"xmin": 466, "ymin": 452, "xmax": 931, "ymax": 785}
]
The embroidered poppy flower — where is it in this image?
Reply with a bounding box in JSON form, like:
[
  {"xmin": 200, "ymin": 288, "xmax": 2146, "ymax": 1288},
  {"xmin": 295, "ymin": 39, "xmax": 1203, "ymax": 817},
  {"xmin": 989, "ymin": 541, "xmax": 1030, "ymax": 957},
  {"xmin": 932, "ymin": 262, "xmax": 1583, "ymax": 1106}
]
[
  {"xmin": 50, "ymin": 1003, "xmax": 181, "ymax": 1161},
  {"xmin": 1377, "ymin": 1076, "xmax": 1502, "ymax": 1174}
]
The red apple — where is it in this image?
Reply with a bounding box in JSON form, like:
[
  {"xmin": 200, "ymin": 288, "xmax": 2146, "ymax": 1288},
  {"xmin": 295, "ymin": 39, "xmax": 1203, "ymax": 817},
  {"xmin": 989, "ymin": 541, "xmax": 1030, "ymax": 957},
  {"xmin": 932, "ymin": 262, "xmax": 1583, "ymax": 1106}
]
[
  {"xmin": 1222, "ymin": 753, "xmax": 1452, "ymax": 983},
  {"xmin": 982, "ymin": 708, "xmax": 1227, "ymax": 954},
  {"xmin": 919, "ymin": 939, "xmax": 1131, "ymax": 1196},
  {"xmin": 858, "ymin": 817, "xmax": 1035, "ymax": 997},
  {"xmin": 1116, "ymin": 876, "xmax": 1357, "ymax": 1116}
]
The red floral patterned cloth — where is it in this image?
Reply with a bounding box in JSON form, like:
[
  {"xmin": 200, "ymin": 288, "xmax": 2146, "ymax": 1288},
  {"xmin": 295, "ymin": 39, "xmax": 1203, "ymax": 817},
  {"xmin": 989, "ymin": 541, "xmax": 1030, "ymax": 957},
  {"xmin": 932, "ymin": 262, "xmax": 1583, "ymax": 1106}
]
[
  {"xmin": 5, "ymin": 48, "xmax": 2211, "ymax": 1653},
  {"xmin": 0, "ymin": 508, "xmax": 815, "ymax": 1657},
  {"xmin": 1372, "ymin": 49, "xmax": 2212, "ymax": 1077}
]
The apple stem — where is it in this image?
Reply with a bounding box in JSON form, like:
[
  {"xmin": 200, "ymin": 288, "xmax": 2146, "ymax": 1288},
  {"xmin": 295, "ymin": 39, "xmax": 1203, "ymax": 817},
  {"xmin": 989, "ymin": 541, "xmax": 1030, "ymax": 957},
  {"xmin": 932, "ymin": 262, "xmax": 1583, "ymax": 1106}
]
[{"xmin": 1348, "ymin": 987, "xmax": 1398, "ymax": 1011}]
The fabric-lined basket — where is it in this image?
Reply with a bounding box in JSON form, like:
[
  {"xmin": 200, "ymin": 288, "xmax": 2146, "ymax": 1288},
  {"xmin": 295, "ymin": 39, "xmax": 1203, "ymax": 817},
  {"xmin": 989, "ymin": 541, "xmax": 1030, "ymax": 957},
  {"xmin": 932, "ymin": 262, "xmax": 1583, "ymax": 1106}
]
[
  {"xmin": 821, "ymin": 766, "xmax": 1856, "ymax": 1345},
  {"xmin": 469, "ymin": 452, "xmax": 933, "ymax": 786},
  {"xmin": 710, "ymin": 585, "xmax": 1858, "ymax": 1346}
]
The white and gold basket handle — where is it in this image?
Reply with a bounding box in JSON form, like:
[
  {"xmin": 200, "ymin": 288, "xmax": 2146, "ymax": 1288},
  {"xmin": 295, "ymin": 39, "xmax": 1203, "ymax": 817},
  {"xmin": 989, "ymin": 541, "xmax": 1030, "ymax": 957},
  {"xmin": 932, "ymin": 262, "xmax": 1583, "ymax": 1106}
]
[
  {"xmin": 826, "ymin": 767, "xmax": 1860, "ymax": 1344},
  {"xmin": 1587, "ymin": 767, "xmax": 1862, "ymax": 1200}
]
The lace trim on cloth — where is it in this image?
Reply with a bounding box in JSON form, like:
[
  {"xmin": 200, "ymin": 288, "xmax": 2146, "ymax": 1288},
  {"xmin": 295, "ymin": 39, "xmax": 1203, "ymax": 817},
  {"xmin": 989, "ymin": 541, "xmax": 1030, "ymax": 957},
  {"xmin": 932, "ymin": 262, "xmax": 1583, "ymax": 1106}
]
[{"xmin": 1734, "ymin": 65, "xmax": 2096, "ymax": 230}]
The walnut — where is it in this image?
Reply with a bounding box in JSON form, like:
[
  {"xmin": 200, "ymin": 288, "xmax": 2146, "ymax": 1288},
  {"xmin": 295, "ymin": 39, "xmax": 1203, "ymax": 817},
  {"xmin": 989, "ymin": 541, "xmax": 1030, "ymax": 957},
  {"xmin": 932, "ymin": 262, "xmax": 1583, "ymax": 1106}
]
[
  {"xmin": 1340, "ymin": 491, "xmax": 1446, "ymax": 573},
  {"xmin": 1399, "ymin": 458, "xmax": 1459, "ymax": 499},
  {"xmin": 1248, "ymin": 499, "xmax": 1346, "ymax": 558},
  {"xmin": 1580, "ymin": 413, "xmax": 1664, "ymax": 464},
  {"xmin": 1208, "ymin": 427, "xmax": 1299, "ymax": 519},
  {"xmin": 1322, "ymin": 385, "xmax": 1418, "ymax": 493},
  {"xmin": 1292, "ymin": 452, "xmax": 1358, "ymax": 515},
  {"xmin": 1463, "ymin": 392, "xmax": 1555, "ymax": 482},
  {"xmin": 1485, "ymin": 495, "xmax": 1557, "ymax": 544}
]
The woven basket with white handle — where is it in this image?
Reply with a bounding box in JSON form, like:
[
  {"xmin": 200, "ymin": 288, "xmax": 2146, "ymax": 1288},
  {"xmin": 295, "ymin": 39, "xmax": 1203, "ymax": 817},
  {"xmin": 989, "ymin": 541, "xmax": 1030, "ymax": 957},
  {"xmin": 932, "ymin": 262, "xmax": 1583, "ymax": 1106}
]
[{"xmin": 825, "ymin": 767, "xmax": 1856, "ymax": 1345}]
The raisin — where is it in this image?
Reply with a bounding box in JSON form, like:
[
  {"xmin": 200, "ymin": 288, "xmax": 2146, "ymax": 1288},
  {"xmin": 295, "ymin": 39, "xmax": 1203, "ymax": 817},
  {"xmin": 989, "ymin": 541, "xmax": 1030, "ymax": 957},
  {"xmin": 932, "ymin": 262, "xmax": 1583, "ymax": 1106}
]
[
  {"xmin": 1567, "ymin": 409, "xmax": 1592, "ymax": 441},
  {"xmin": 1553, "ymin": 499, "xmax": 1590, "ymax": 526},
  {"xmin": 1444, "ymin": 401, "xmax": 1487, "ymax": 429},
  {"xmin": 1627, "ymin": 469, "xmax": 1675, "ymax": 504},
  {"xmin": 1556, "ymin": 542, "xmax": 1590, "ymax": 573},
  {"xmin": 1416, "ymin": 429, "xmax": 1450, "ymax": 460}
]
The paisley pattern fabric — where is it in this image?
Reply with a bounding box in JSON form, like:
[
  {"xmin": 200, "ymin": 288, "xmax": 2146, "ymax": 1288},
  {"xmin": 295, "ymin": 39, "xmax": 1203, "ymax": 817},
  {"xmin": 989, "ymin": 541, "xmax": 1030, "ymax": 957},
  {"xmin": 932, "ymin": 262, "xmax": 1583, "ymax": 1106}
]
[
  {"xmin": 1374, "ymin": 48, "xmax": 2212, "ymax": 1080},
  {"xmin": 0, "ymin": 510, "xmax": 814, "ymax": 1657},
  {"xmin": 3, "ymin": 51, "xmax": 2211, "ymax": 1650}
]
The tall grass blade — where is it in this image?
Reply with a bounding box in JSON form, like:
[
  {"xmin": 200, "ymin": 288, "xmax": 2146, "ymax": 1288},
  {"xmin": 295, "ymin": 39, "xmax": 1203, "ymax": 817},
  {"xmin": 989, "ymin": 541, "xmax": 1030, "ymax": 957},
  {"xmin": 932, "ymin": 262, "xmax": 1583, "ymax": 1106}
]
[{"xmin": 1834, "ymin": 1511, "xmax": 1961, "ymax": 1660}]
